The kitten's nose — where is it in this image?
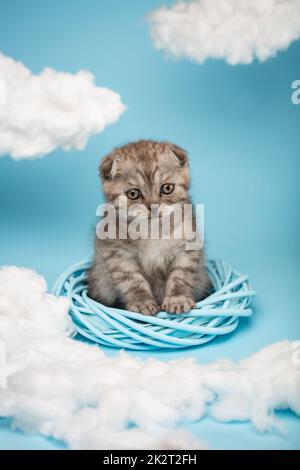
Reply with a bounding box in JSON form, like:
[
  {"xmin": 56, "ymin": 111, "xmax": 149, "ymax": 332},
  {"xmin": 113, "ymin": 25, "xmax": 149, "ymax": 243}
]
[{"xmin": 147, "ymin": 203, "xmax": 160, "ymax": 216}]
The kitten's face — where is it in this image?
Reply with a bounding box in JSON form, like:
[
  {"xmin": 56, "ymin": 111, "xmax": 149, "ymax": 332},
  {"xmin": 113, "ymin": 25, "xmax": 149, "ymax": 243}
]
[{"xmin": 100, "ymin": 140, "xmax": 190, "ymax": 217}]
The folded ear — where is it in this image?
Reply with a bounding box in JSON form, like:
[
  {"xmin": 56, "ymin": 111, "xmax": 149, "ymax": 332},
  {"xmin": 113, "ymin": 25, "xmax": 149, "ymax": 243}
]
[
  {"xmin": 170, "ymin": 144, "xmax": 188, "ymax": 166},
  {"xmin": 99, "ymin": 153, "xmax": 121, "ymax": 180}
]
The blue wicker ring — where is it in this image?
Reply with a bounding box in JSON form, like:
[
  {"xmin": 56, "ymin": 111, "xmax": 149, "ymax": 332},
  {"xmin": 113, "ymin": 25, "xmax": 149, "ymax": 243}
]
[{"xmin": 52, "ymin": 259, "xmax": 255, "ymax": 350}]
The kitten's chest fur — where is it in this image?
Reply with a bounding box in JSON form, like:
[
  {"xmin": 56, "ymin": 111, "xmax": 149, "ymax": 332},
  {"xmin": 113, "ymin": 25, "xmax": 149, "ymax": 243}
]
[{"xmin": 135, "ymin": 239, "xmax": 179, "ymax": 304}]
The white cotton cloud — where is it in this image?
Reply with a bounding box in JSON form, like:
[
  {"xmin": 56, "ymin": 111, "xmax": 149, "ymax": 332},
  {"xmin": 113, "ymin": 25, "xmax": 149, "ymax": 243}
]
[
  {"xmin": 0, "ymin": 52, "xmax": 126, "ymax": 159},
  {"xmin": 148, "ymin": 0, "xmax": 300, "ymax": 65},
  {"xmin": 0, "ymin": 265, "xmax": 299, "ymax": 449}
]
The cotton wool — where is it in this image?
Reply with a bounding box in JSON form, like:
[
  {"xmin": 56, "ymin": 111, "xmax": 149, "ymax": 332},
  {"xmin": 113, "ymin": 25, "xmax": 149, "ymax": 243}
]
[
  {"xmin": 0, "ymin": 52, "xmax": 126, "ymax": 159},
  {"xmin": 0, "ymin": 265, "xmax": 299, "ymax": 449},
  {"xmin": 148, "ymin": 0, "xmax": 300, "ymax": 65}
]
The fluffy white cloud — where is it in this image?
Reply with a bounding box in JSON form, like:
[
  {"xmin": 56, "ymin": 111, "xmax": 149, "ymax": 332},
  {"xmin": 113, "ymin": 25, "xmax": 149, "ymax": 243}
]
[
  {"xmin": 148, "ymin": 0, "xmax": 300, "ymax": 65},
  {"xmin": 0, "ymin": 52, "xmax": 126, "ymax": 159},
  {"xmin": 0, "ymin": 265, "xmax": 299, "ymax": 449}
]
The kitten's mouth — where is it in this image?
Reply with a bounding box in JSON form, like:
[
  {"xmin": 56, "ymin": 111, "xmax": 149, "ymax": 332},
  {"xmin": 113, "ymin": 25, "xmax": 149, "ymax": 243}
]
[
  {"xmin": 124, "ymin": 213, "xmax": 166, "ymax": 223},
  {"xmin": 148, "ymin": 213, "xmax": 163, "ymax": 219}
]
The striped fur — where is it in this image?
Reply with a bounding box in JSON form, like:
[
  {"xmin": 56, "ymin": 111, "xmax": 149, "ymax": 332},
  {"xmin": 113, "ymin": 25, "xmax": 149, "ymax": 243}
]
[{"xmin": 88, "ymin": 140, "xmax": 211, "ymax": 315}]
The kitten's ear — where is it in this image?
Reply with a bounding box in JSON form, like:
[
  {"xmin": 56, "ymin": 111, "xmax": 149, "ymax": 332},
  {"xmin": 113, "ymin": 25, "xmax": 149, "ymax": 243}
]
[
  {"xmin": 171, "ymin": 144, "xmax": 188, "ymax": 166},
  {"xmin": 99, "ymin": 154, "xmax": 120, "ymax": 180}
]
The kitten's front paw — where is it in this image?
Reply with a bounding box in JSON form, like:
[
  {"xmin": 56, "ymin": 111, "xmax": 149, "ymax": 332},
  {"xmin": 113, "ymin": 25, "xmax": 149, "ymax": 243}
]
[
  {"xmin": 162, "ymin": 295, "xmax": 195, "ymax": 314},
  {"xmin": 127, "ymin": 300, "xmax": 160, "ymax": 316}
]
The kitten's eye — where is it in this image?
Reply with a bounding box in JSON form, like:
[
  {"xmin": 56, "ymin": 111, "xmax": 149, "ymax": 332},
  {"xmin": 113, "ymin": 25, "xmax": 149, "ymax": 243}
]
[
  {"xmin": 160, "ymin": 183, "xmax": 175, "ymax": 195},
  {"xmin": 126, "ymin": 188, "xmax": 141, "ymax": 200}
]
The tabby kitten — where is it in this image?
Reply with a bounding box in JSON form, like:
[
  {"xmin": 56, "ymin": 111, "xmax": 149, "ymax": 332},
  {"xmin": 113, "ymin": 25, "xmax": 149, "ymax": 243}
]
[{"xmin": 88, "ymin": 140, "xmax": 211, "ymax": 315}]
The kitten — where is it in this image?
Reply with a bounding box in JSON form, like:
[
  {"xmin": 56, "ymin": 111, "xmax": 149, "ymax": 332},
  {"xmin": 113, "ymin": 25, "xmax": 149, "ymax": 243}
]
[{"xmin": 88, "ymin": 140, "xmax": 211, "ymax": 315}]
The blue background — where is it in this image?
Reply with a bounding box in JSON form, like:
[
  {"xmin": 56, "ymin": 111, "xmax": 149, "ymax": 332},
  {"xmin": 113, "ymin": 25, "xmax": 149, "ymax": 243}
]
[{"xmin": 0, "ymin": 0, "xmax": 299, "ymax": 450}]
